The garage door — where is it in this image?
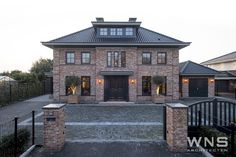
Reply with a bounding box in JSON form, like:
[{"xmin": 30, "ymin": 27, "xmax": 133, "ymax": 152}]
[{"xmin": 189, "ymin": 78, "xmax": 208, "ymax": 97}]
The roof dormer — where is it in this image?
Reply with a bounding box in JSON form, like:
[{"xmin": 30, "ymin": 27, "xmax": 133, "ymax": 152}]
[{"xmin": 92, "ymin": 17, "xmax": 141, "ymax": 38}]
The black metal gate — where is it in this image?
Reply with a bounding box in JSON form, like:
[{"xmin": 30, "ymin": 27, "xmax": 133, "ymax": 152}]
[{"xmin": 188, "ymin": 98, "xmax": 236, "ymax": 156}]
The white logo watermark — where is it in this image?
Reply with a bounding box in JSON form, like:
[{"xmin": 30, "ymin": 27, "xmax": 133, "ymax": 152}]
[{"xmin": 187, "ymin": 137, "xmax": 228, "ymax": 152}]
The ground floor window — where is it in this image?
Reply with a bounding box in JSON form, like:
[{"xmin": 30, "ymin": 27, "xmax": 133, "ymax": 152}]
[
  {"xmin": 81, "ymin": 76, "xmax": 90, "ymax": 96},
  {"xmin": 159, "ymin": 76, "xmax": 166, "ymax": 95},
  {"xmin": 142, "ymin": 76, "xmax": 151, "ymax": 96}
]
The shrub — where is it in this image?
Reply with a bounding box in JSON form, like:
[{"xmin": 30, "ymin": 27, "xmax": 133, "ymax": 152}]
[
  {"xmin": 0, "ymin": 129, "xmax": 30, "ymax": 157},
  {"xmin": 65, "ymin": 76, "xmax": 81, "ymax": 95},
  {"xmin": 199, "ymin": 126, "xmax": 229, "ymax": 156}
]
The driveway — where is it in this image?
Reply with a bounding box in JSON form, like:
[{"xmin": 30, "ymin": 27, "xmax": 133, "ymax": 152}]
[
  {"xmin": 0, "ymin": 94, "xmax": 53, "ymax": 124},
  {"xmin": 30, "ymin": 142, "xmax": 204, "ymax": 157}
]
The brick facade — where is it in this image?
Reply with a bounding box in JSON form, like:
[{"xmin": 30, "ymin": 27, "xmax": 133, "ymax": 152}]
[{"xmin": 53, "ymin": 47, "xmax": 180, "ymax": 103}]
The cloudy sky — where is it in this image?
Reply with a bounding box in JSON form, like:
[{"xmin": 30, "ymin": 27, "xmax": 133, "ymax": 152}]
[{"xmin": 0, "ymin": 0, "xmax": 235, "ymax": 72}]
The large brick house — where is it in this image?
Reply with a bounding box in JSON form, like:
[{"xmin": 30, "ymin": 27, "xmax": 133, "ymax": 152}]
[{"xmin": 42, "ymin": 18, "xmax": 190, "ymax": 103}]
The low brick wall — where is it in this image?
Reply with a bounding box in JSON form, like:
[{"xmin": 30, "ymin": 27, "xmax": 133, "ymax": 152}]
[
  {"xmin": 43, "ymin": 104, "xmax": 65, "ymax": 151},
  {"xmin": 166, "ymin": 103, "xmax": 188, "ymax": 152}
]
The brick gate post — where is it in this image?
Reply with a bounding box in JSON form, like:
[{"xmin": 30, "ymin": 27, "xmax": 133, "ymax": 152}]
[
  {"xmin": 43, "ymin": 104, "xmax": 65, "ymax": 151},
  {"xmin": 166, "ymin": 103, "xmax": 188, "ymax": 152}
]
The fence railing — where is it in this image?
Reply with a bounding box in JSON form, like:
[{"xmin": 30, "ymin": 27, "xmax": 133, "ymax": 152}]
[
  {"xmin": 188, "ymin": 98, "xmax": 236, "ymax": 126},
  {"xmin": 0, "ymin": 110, "xmax": 40, "ymax": 157},
  {"xmin": 188, "ymin": 98, "xmax": 236, "ymax": 156}
]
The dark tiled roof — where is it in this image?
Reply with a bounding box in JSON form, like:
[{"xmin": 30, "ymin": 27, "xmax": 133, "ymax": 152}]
[
  {"xmin": 215, "ymin": 70, "xmax": 236, "ymax": 78},
  {"xmin": 180, "ymin": 61, "xmax": 219, "ymax": 76},
  {"xmin": 42, "ymin": 27, "xmax": 190, "ymax": 48},
  {"xmin": 201, "ymin": 51, "xmax": 236, "ymax": 65}
]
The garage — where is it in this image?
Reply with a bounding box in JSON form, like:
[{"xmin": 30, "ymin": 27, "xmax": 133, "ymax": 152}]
[
  {"xmin": 180, "ymin": 61, "xmax": 219, "ymax": 98},
  {"xmin": 189, "ymin": 78, "xmax": 208, "ymax": 97}
]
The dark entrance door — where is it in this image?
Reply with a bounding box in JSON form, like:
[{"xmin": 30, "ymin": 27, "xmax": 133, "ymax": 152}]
[
  {"xmin": 189, "ymin": 78, "xmax": 208, "ymax": 97},
  {"xmin": 104, "ymin": 76, "xmax": 129, "ymax": 101}
]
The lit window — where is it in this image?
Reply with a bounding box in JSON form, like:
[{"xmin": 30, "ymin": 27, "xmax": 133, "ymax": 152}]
[
  {"xmin": 100, "ymin": 28, "xmax": 107, "ymax": 35},
  {"xmin": 125, "ymin": 28, "xmax": 133, "ymax": 35},
  {"xmin": 81, "ymin": 52, "xmax": 91, "ymax": 64},
  {"xmin": 81, "ymin": 76, "xmax": 90, "ymax": 96},
  {"xmin": 66, "ymin": 52, "xmax": 75, "ymax": 64},
  {"xmin": 159, "ymin": 77, "xmax": 166, "ymax": 95},
  {"xmin": 142, "ymin": 52, "xmax": 151, "ymax": 64},
  {"xmin": 110, "ymin": 28, "xmax": 116, "ymax": 35},
  {"xmin": 157, "ymin": 52, "xmax": 166, "ymax": 64},
  {"xmin": 117, "ymin": 28, "xmax": 123, "ymax": 35},
  {"xmin": 142, "ymin": 76, "xmax": 151, "ymax": 96}
]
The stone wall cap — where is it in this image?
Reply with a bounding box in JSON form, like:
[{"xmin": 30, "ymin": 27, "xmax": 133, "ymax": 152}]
[
  {"xmin": 166, "ymin": 103, "xmax": 187, "ymax": 108},
  {"xmin": 43, "ymin": 104, "xmax": 66, "ymax": 109}
]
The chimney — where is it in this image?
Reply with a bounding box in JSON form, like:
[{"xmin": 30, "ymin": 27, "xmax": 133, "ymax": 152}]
[
  {"xmin": 96, "ymin": 17, "xmax": 104, "ymax": 22},
  {"xmin": 129, "ymin": 18, "xmax": 137, "ymax": 22}
]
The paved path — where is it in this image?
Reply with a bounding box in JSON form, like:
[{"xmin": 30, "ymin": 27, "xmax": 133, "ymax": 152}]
[{"xmin": 0, "ymin": 94, "xmax": 53, "ymax": 124}]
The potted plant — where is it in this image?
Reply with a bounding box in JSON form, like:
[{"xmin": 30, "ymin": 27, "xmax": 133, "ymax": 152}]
[
  {"xmin": 152, "ymin": 75, "xmax": 165, "ymax": 104},
  {"xmin": 66, "ymin": 76, "xmax": 81, "ymax": 104}
]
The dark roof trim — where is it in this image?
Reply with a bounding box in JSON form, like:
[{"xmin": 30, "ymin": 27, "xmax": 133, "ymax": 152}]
[
  {"xmin": 100, "ymin": 71, "xmax": 134, "ymax": 76},
  {"xmin": 180, "ymin": 74, "xmax": 216, "ymax": 76},
  {"xmin": 42, "ymin": 42, "xmax": 191, "ymax": 46},
  {"xmin": 215, "ymin": 77, "xmax": 236, "ymax": 80},
  {"xmin": 92, "ymin": 22, "xmax": 142, "ymax": 27}
]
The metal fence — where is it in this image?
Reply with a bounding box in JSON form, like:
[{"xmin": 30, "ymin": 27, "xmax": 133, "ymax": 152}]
[
  {"xmin": 0, "ymin": 110, "xmax": 42, "ymax": 157},
  {"xmin": 0, "ymin": 80, "xmax": 52, "ymax": 107},
  {"xmin": 188, "ymin": 98, "xmax": 236, "ymax": 156}
]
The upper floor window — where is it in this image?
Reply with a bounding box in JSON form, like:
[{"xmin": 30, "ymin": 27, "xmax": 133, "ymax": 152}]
[
  {"xmin": 100, "ymin": 28, "xmax": 108, "ymax": 35},
  {"xmin": 157, "ymin": 52, "xmax": 166, "ymax": 64},
  {"xmin": 81, "ymin": 52, "xmax": 91, "ymax": 64},
  {"xmin": 117, "ymin": 28, "xmax": 123, "ymax": 35},
  {"xmin": 110, "ymin": 28, "xmax": 116, "ymax": 36},
  {"xmin": 125, "ymin": 28, "xmax": 133, "ymax": 36},
  {"xmin": 66, "ymin": 52, "xmax": 75, "ymax": 64},
  {"xmin": 142, "ymin": 52, "xmax": 151, "ymax": 64},
  {"xmin": 81, "ymin": 76, "xmax": 90, "ymax": 96},
  {"xmin": 107, "ymin": 51, "xmax": 126, "ymax": 67}
]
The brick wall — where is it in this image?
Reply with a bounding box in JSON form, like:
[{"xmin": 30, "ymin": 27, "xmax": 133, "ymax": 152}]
[
  {"xmin": 43, "ymin": 104, "xmax": 65, "ymax": 151},
  {"xmin": 53, "ymin": 47, "xmax": 180, "ymax": 103},
  {"xmin": 166, "ymin": 104, "xmax": 188, "ymax": 152}
]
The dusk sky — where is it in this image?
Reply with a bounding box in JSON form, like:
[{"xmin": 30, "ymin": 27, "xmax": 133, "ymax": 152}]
[{"xmin": 0, "ymin": 0, "xmax": 235, "ymax": 72}]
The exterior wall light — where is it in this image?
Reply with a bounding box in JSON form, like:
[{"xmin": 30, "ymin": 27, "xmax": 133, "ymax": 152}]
[
  {"xmin": 183, "ymin": 78, "xmax": 188, "ymax": 84},
  {"xmin": 130, "ymin": 79, "xmax": 136, "ymax": 84},
  {"xmin": 97, "ymin": 79, "xmax": 103, "ymax": 85},
  {"xmin": 210, "ymin": 78, "xmax": 214, "ymax": 83}
]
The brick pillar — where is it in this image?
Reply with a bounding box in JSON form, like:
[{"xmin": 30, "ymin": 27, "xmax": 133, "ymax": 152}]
[
  {"xmin": 43, "ymin": 104, "xmax": 65, "ymax": 151},
  {"xmin": 166, "ymin": 103, "xmax": 188, "ymax": 152}
]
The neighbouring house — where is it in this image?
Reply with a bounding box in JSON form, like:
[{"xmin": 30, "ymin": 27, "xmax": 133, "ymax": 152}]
[
  {"xmin": 201, "ymin": 51, "xmax": 236, "ymax": 98},
  {"xmin": 179, "ymin": 61, "xmax": 219, "ymax": 98},
  {"xmin": 42, "ymin": 18, "xmax": 190, "ymax": 103},
  {"xmin": 0, "ymin": 76, "xmax": 16, "ymax": 84}
]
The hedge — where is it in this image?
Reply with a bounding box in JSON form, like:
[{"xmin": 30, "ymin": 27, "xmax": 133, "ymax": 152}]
[{"xmin": 0, "ymin": 129, "xmax": 30, "ymax": 157}]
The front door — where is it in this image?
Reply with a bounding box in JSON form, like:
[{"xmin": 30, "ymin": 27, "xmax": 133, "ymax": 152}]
[
  {"xmin": 104, "ymin": 76, "xmax": 129, "ymax": 101},
  {"xmin": 189, "ymin": 78, "xmax": 208, "ymax": 97}
]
